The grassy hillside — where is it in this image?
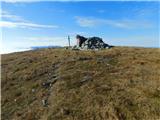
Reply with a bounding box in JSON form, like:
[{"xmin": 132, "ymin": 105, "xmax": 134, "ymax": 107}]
[{"xmin": 1, "ymin": 47, "xmax": 160, "ymax": 120}]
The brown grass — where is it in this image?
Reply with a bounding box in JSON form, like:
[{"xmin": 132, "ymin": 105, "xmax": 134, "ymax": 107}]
[{"xmin": 1, "ymin": 47, "xmax": 160, "ymax": 120}]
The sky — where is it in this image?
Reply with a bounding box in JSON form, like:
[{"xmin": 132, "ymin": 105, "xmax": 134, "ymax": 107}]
[{"xmin": 0, "ymin": 0, "xmax": 159, "ymax": 53}]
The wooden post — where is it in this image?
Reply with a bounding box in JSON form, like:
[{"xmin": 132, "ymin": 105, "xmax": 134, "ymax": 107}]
[{"xmin": 68, "ymin": 35, "xmax": 70, "ymax": 47}]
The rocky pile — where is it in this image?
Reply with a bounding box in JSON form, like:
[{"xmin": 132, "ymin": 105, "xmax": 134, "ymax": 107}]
[{"xmin": 73, "ymin": 36, "xmax": 112, "ymax": 50}]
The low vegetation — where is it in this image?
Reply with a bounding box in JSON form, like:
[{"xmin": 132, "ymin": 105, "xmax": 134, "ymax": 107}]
[{"xmin": 1, "ymin": 47, "xmax": 160, "ymax": 120}]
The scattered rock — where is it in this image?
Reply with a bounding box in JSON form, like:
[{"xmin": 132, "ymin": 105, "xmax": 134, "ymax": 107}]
[
  {"xmin": 80, "ymin": 76, "xmax": 93, "ymax": 84},
  {"xmin": 72, "ymin": 35, "xmax": 113, "ymax": 50},
  {"xmin": 42, "ymin": 79, "xmax": 58, "ymax": 89},
  {"xmin": 52, "ymin": 75, "xmax": 57, "ymax": 79},
  {"xmin": 61, "ymin": 108, "xmax": 70, "ymax": 115},
  {"xmin": 42, "ymin": 82, "xmax": 51, "ymax": 88},
  {"xmin": 81, "ymin": 37, "xmax": 107, "ymax": 50},
  {"xmin": 42, "ymin": 99, "xmax": 48, "ymax": 107},
  {"xmin": 78, "ymin": 57, "xmax": 92, "ymax": 61},
  {"xmin": 31, "ymin": 89, "xmax": 36, "ymax": 93}
]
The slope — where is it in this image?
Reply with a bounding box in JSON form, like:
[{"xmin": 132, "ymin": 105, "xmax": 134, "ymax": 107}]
[{"xmin": 1, "ymin": 47, "xmax": 160, "ymax": 120}]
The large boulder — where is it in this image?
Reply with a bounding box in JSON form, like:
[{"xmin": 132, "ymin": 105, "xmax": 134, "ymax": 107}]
[
  {"xmin": 72, "ymin": 35, "xmax": 113, "ymax": 50},
  {"xmin": 81, "ymin": 37, "xmax": 108, "ymax": 50}
]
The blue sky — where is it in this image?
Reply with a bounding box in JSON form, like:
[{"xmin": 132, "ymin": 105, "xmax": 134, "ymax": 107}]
[{"xmin": 0, "ymin": 1, "xmax": 159, "ymax": 53}]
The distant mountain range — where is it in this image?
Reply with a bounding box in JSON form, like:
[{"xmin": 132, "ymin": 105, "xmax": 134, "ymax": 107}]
[{"xmin": 31, "ymin": 46, "xmax": 62, "ymax": 50}]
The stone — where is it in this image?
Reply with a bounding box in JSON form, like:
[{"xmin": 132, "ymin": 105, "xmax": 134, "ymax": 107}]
[
  {"xmin": 73, "ymin": 35, "xmax": 113, "ymax": 50},
  {"xmin": 80, "ymin": 76, "xmax": 93, "ymax": 84},
  {"xmin": 42, "ymin": 99, "xmax": 48, "ymax": 107},
  {"xmin": 42, "ymin": 82, "xmax": 51, "ymax": 88},
  {"xmin": 78, "ymin": 57, "xmax": 92, "ymax": 61},
  {"xmin": 42, "ymin": 79, "xmax": 58, "ymax": 88},
  {"xmin": 61, "ymin": 108, "xmax": 70, "ymax": 115},
  {"xmin": 31, "ymin": 89, "xmax": 35, "ymax": 93}
]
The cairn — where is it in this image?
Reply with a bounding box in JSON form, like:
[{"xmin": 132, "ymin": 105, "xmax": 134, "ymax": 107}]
[{"xmin": 72, "ymin": 35, "xmax": 113, "ymax": 50}]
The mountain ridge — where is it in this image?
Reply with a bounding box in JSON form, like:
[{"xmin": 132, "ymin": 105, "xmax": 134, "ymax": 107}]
[{"xmin": 1, "ymin": 47, "xmax": 160, "ymax": 120}]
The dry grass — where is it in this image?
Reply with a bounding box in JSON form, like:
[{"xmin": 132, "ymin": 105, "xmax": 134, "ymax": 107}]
[{"xmin": 1, "ymin": 47, "xmax": 160, "ymax": 120}]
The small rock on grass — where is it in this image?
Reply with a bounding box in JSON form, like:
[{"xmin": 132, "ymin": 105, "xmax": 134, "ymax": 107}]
[
  {"xmin": 80, "ymin": 76, "xmax": 93, "ymax": 84},
  {"xmin": 42, "ymin": 99, "xmax": 48, "ymax": 107}
]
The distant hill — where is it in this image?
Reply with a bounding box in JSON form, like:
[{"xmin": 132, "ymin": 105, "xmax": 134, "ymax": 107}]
[
  {"xmin": 1, "ymin": 47, "xmax": 160, "ymax": 120},
  {"xmin": 31, "ymin": 45, "xmax": 62, "ymax": 50}
]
